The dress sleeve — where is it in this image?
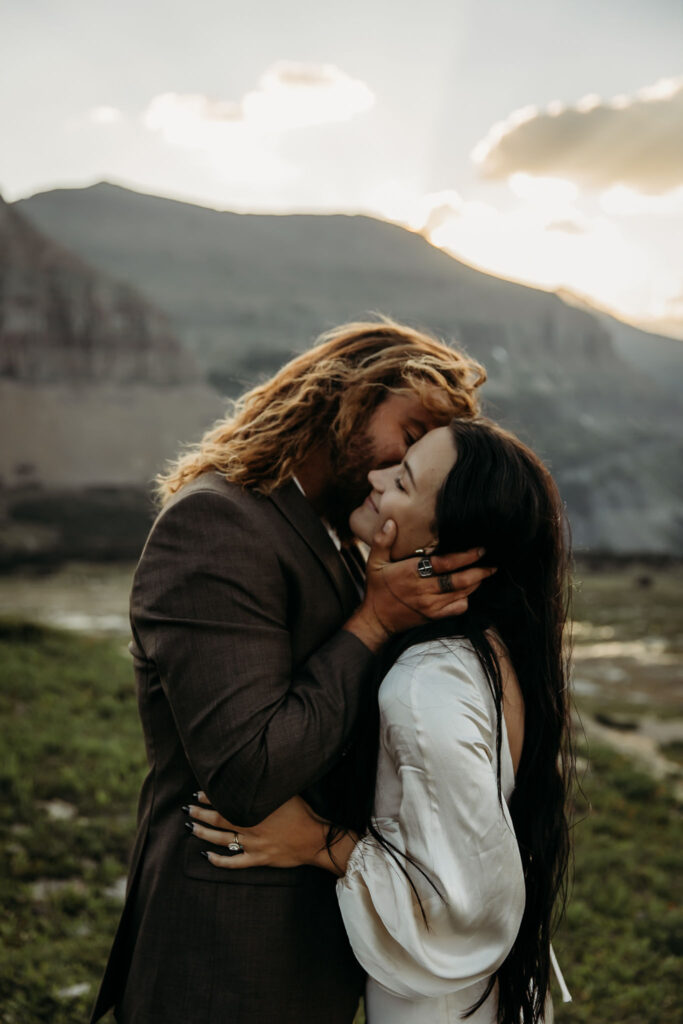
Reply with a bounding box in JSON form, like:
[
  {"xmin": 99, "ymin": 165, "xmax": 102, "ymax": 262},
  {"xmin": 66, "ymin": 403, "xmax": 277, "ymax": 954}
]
[{"xmin": 336, "ymin": 645, "xmax": 525, "ymax": 999}]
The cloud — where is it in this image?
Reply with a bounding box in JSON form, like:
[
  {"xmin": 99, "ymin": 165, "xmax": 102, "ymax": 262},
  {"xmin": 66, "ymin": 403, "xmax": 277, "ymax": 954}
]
[
  {"xmin": 134, "ymin": 63, "xmax": 376, "ymax": 203},
  {"xmin": 88, "ymin": 106, "xmax": 123, "ymax": 124},
  {"xmin": 600, "ymin": 183, "xmax": 683, "ymax": 216},
  {"xmin": 472, "ymin": 76, "xmax": 683, "ymax": 194},
  {"xmin": 545, "ymin": 219, "xmax": 587, "ymax": 235},
  {"xmin": 143, "ymin": 62, "xmax": 375, "ymax": 144},
  {"xmin": 143, "ymin": 94, "xmax": 244, "ymax": 147}
]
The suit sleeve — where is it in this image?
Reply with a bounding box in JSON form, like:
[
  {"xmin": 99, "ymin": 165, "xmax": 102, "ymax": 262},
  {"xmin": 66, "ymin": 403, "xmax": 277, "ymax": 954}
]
[
  {"xmin": 336, "ymin": 647, "xmax": 525, "ymax": 998},
  {"xmin": 131, "ymin": 487, "xmax": 375, "ymax": 825}
]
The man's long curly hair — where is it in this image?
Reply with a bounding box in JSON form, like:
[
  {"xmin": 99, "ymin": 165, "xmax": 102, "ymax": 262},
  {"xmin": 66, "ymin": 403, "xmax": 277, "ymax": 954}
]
[{"xmin": 156, "ymin": 318, "xmax": 486, "ymax": 503}]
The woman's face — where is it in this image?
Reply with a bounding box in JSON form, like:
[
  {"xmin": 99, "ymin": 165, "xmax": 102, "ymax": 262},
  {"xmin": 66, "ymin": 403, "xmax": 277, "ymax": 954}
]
[{"xmin": 349, "ymin": 426, "xmax": 457, "ymax": 560}]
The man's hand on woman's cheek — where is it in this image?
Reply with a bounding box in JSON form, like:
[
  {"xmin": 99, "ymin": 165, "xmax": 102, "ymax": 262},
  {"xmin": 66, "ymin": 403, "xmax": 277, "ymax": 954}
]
[{"xmin": 345, "ymin": 519, "xmax": 496, "ymax": 651}]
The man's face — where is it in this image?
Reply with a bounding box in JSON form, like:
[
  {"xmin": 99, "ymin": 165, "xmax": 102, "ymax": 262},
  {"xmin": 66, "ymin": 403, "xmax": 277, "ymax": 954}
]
[{"xmin": 326, "ymin": 391, "xmax": 443, "ymax": 538}]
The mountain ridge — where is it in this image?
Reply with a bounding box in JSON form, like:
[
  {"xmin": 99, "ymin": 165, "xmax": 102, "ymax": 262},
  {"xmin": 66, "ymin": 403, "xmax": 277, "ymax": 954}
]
[{"xmin": 12, "ymin": 182, "xmax": 683, "ymax": 554}]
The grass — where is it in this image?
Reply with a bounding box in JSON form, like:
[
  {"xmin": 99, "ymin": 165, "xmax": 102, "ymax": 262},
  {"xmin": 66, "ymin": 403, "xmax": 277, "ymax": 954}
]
[
  {"xmin": 0, "ymin": 620, "xmax": 144, "ymax": 1024},
  {"xmin": 553, "ymin": 744, "xmax": 681, "ymax": 1023},
  {"xmin": 0, "ymin": 609, "xmax": 681, "ymax": 1023}
]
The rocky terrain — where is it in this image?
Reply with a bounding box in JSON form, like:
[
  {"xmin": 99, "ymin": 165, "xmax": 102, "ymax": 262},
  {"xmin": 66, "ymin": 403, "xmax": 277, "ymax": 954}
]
[
  {"xmin": 0, "ymin": 195, "xmax": 224, "ymax": 564},
  {"xmin": 8, "ymin": 182, "xmax": 683, "ymax": 555}
]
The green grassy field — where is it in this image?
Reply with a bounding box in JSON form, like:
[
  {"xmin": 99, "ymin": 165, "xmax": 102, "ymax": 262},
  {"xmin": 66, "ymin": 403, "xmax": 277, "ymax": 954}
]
[
  {"xmin": 0, "ymin": 621, "xmax": 141, "ymax": 1024},
  {"xmin": 0, "ymin": 562, "xmax": 681, "ymax": 1023}
]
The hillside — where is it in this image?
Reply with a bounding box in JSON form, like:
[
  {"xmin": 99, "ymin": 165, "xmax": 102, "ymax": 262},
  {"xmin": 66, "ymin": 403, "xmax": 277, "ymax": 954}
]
[
  {"xmin": 557, "ymin": 288, "xmax": 683, "ymax": 403},
  {"xmin": 13, "ymin": 183, "xmax": 683, "ymax": 554},
  {"xmin": 0, "ymin": 195, "xmax": 224, "ymax": 563},
  {"xmin": 15, "ymin": 183, "xmax": 650, "ymax": 386}
]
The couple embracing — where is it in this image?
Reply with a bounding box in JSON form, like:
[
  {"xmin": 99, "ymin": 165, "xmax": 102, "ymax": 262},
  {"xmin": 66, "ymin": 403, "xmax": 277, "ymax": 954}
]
[{"xmin": 91, "ymin": 320, "xmax": 572, "ymax": 1024}]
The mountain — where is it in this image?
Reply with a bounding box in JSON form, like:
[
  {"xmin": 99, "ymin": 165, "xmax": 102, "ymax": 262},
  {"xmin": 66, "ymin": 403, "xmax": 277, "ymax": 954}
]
[
  {"xmin": 14, "ymin": 182, "xmax": 683, "ymax": 555},
  {"xmin": 0, "ymin": 194, "xmax": 224, "ymax": 564},
  {"xmin": 634, "ymin": 315, "xmax": 683, "ymax": 343},
  {"xmin": 13, "ymin": 183, "xmax": 651, "ymax": 385},
  {"xmin": 557, "ymin": 288, "xmax": 683, "ymax": 403}
]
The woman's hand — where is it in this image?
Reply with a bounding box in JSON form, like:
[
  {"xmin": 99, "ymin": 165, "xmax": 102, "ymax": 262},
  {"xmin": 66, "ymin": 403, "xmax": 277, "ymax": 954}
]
[{"xmin": 185, "ymin": 794, "xmax": 357, "ymax": 877}]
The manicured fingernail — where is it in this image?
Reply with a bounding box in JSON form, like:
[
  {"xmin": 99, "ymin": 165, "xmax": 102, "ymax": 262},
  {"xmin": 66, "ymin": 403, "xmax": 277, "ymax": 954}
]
[
  {"xmin": 184, "ymin": 821, "xmax": 194, "ymax": 833},
  {"xmin": 192, "ymin": 792, "xmax": 201, "ymax": 800},
  {"xmin": 478, "ymin": 548, "xmax": 486, "ymax": 557},
  {"xmin": 200, "ymin": 850, "xmax": 210, "ymax": 859},
  {"xmin": 181, "ymin": 805, "xmax": 190, "ymax": 814},
  {"xmin": 382, "ymin": 520, "xmax": 393, "ymax": 533}
]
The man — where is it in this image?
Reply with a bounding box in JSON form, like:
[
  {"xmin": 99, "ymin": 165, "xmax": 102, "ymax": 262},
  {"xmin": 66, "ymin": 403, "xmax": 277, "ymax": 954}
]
[{"xmin": 91, "ymin": 319, "xmax": 490, "ymax": 1024}]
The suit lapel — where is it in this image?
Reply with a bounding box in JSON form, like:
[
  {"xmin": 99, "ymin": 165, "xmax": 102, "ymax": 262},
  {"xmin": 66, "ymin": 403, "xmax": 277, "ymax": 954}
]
[{"xmin": 269, "ymin": 481, "xmax": 360, "ymax": 617}]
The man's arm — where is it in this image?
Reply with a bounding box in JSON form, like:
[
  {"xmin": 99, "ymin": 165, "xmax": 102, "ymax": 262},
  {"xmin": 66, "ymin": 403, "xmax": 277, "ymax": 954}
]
[{"xmin": 133, "ymin": 489, "xmax": 375, "ymax": 827}]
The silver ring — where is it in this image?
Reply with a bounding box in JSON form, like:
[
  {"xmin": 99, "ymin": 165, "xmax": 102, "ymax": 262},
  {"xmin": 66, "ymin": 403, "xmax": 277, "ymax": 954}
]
[
  {"xmin": 226, "ymin": 832, "xmax": 244, "ymax": 857},
  {"xmin": 417, "ymin": 557, "xmax": 435, "ymax": 578}
]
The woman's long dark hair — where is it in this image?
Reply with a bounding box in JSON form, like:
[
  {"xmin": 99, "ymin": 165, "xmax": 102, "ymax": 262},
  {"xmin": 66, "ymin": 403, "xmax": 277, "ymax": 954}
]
[{"xmin": 331, "ymin": 417, "xmax": 573, "ymax": 1024}]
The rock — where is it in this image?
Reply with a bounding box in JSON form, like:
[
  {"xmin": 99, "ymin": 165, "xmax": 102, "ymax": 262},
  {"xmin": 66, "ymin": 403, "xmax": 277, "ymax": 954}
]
[
  {"xmin": 55, "ymin": 982, "xmax": 92, "ymax": 1000},
  {"xmin": 103, "ymin": 876, "xmax": 128, "ymax": 903},
  {"xmin": 0, "ymin": 195, "xmax": 196, "ymax": 386},
  {"xmin": 30, "ymin": 878, "xmax": 88, "ymax": 901},
  {"xmin": 39, "ymin": 798, "xmax": 77, "ymax": 821}
]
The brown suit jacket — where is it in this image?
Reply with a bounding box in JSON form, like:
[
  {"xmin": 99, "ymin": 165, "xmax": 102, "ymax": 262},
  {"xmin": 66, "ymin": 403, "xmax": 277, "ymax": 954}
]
[{"xmin": 90, "ymin": 473, "xmax": 375, "ymax": 1024}]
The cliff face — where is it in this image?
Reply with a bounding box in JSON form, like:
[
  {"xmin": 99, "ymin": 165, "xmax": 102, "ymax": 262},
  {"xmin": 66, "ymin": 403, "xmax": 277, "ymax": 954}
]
[
  {"xmin": 0, "ymin": 195, "xmax": 198, "ymax": 386},
  {"xmin": 0, "ymin": 196, "xmax": 223, "ymax": 505}
]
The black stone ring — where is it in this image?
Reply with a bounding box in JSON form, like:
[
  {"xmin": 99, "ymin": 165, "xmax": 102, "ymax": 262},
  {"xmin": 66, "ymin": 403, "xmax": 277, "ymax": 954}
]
[{"xmin": 417, "ymin": 557, "xmax": 435, "ymax": 578}]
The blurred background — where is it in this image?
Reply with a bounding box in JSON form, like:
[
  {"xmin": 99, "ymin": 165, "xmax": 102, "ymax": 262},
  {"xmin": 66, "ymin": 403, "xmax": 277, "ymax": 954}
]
[{"xmin": 0, "ymin": 2, "xmax": 681, "ymax": 1022}]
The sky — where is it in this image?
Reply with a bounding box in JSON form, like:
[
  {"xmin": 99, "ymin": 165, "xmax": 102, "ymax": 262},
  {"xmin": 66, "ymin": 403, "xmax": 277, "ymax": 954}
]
[{"xmin": 3, "ymin": 0, "xmax": 683, "ymax": 334}]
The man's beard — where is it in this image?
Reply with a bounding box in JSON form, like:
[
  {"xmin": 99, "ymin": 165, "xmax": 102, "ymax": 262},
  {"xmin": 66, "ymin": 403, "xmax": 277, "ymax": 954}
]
[{"xmin": 323, "ymin": 431, "xmax": 375, "ymax": 542}]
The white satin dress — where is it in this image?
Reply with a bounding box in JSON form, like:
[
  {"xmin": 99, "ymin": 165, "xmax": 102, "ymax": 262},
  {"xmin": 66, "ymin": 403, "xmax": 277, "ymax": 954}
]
[{"xmin": 336, "ymin": 639, "xmax": 530, "ymax": 1024}]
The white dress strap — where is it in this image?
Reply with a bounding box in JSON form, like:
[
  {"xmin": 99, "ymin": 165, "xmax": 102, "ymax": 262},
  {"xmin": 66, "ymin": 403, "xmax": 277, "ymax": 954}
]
[{"xmin": 550, "ymin": 944, "xmax": 572, "ymax": 1003}]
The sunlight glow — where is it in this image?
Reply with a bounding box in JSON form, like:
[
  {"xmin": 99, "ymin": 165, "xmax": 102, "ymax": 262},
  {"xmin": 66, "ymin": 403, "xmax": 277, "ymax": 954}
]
[
  {"xmin": 422, "ymin": 201, "xmax": 672, "ymax": 323},
  {"xmin": 600, "ymin": 184, "xmax": 683, "ymax": 217},
  {"xmin": 359, "ymin": 173, "xmax": 681, "ymax": 326},
  {"xmin": 367, "ymin": 183, "xmax": 464, "ymax": 232},
  {"xmin": 508, "ymin": 173, "xmax": 579, "ymax": 207}
]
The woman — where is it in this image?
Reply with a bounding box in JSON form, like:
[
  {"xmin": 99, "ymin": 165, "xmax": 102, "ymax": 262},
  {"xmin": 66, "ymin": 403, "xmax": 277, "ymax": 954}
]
[{"xmin": 186, "ymin": 418, "xmax": 573, "ymax": 1024}]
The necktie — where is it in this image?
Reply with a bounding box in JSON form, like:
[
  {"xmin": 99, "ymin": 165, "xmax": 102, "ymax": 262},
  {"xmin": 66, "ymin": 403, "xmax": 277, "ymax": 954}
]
[{"xmin": 339, "ymin": 542, "xmax": 366, "ymax": 597}]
